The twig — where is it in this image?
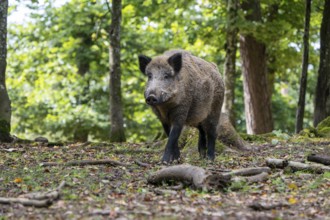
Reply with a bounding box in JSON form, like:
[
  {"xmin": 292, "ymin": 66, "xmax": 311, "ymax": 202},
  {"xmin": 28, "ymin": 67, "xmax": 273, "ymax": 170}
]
[
  {"xmin": 40, "ymin": 159, "xmax": 129, "ymax": 167},
  {"xmin": 134, "ymin": 160, "xmax": 150, "ymax": 167}
]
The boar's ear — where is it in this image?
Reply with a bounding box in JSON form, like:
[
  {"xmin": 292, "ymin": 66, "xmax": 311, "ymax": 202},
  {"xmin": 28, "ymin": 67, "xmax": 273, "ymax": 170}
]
[
  {"xmin": 168, "ymin": 53, "xmax": 182, "ymax": 73},
  {"xmin": 138, "ymin": 55, "xmax": 152, "ymax": 74}
]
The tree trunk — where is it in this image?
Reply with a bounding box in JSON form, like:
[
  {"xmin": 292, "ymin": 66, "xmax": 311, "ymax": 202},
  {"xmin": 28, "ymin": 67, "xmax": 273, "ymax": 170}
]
[
  {"xmin": 0, "ymin": 0, "xmax": 12, "ymax": 143},
  {"xmin": 314, "ymin": 0, "xmax": 330, "ymax": 127},
  {"xmin": 223, "ymin": 0, "xmax": 238, "ymax": 127},
  {"xmin": 295, "ymin": 0, "xmax": 311, "ymax": 133},
  {"xmin": 239, "ymin": 0, "xmax": 273, "ymax": 134},
  {"xmin": 109, "ymin": 0, "xmax": 126, "ymax": 142}
]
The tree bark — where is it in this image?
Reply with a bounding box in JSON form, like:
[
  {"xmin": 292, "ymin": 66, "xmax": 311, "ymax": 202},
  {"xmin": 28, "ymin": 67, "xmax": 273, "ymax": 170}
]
[
  {"xmin": 223, "ymin": 0, "xmax": 238, "ymax": 127},
  {"xmin": 314, "ymin": 0, "xmax": 330, "ymax": 127},
  {"xmin": 239, "ymin": 0, "xmax": 273, "ymax": 134},
  {"xmin": 109, "ymin": 0, "xmax": 126, "ymax": 142},
  {"xmin": 0, "ymin": 0, "xmax": 12, "ymax": 142},
  {"xmin": 295, "ymin": 0, "xmax": 311, "ymax": 133}
]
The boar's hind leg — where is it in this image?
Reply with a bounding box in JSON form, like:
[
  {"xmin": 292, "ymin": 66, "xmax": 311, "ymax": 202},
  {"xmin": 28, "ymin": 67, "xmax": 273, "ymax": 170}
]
[
  {"xmin": 197, "ymin": 125, "xmax": 207, "ymax": 158},
  {"xmin": 206, "ymin": 127, "xmax": 217, "ymax": 160},
  {"xmin": 162, "ymin": 124, "xmax": 183, "ymax": 163},
  {"xmin": 201, "ymin": 120, "xmax": 218, "ymax": 161}
]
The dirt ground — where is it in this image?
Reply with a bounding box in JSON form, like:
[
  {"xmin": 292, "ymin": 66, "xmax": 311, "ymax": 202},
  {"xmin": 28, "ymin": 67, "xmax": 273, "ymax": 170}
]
[{"xmin": 0, "ymin": 137, "xmax": 330, "ymax": 219}]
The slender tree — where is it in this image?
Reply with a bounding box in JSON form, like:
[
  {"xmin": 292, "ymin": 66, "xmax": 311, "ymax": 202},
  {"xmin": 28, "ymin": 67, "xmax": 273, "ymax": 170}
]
[
  {"xmin": 314, "ymin": 0, "xmax": 330, "ymax": 127},
  {"xmin": 109, "ymin": 0, "xmax": 126, "ymax": 142},
  {"xmin": 0, "ymin": 0, "xmax": 12, "ymax": 142},
  {"xmin": 239, "ymin": 0, "xmax": 273, "ymax": 134},
  {"xmin": 295, "ymin": 0, "xmax": 311, "ymax": 133},
  {"xmin": 223, "ymin": 0, "xmax": 238, "ymax": 127}
]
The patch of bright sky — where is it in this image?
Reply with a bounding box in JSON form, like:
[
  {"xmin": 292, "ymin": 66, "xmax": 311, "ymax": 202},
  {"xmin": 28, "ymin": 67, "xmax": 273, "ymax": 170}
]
[{"xmin": 8, "ymin": 0, "xmax": 68, "ymax": 25}]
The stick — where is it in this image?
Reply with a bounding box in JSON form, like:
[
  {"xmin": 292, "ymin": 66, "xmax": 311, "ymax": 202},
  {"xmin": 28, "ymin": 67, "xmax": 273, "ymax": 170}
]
[
  {"xmin": 249, "ymin": 201, "xmax": 290, "ymax": 211},
  {"xmin": 307, "ymin": 154, "xmax": 330, "ymax": 166},
  {"xmin": 232, "ymin": 172, "xmax": 269, "ymax": 183},
  {"xmin": 222, "ymin": 167, "xmax": 271, "ymax": 178},
  {"xmin": 40, "ymin": 159, "xmax": 129, "ymax": 167},
  {"xmin": 134, "ymin": 160, "xmax": 150, "ymax": 167}
]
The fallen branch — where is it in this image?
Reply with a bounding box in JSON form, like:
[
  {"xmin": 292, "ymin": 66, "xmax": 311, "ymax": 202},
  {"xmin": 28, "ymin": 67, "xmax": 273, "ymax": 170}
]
[
  {"xmin": 148, "ymin": 164, "xmax": 231, "ymax": 190},
  {"xmin": 148, "ymin": 164, "xmax": 269, "ymax": 190},
  {"xmin": 222, "ymin": 167, "xmax": 271, "ymax": 178},
  {"xmin": 40, "ymin": 159, "xmax": 129, "ymax": 167},
  {"xmin": 232, "ymin": 172, "xmax": 269, "ymax": 183},
  {"xmin": 307, "ymin": 154, "xmax": 330, "ymax": 166},
  {"xmin": 265, "ymin": 158, "xmax": 289, "ymax": 169},
  {"xmin": 0, "ymin": 181, "xmax": 66, "ymax": 207},
  {"xmin": 0, "ymin": 197, "xmax": 52, "ymax": 207},
  {"xmin": 249, "ymin": 201, "xmax": 290, "ymax": 211},
  {"xmin": 266, "ymin": 158, "xmax": 330, "ymax": 173}
]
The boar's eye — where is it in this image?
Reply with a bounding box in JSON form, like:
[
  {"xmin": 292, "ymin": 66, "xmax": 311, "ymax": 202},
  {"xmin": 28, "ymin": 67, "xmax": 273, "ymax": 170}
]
[
  {"xmin": 147, "ymin": 73, "xmax": 152, "ymax": 80},
  {"xmin": 164, "ymin": 73, "xmax": 171, "ymax": 79}
]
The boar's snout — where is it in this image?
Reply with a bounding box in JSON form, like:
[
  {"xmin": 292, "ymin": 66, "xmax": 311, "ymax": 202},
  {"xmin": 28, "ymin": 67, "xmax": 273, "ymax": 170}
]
[{"xmin": 146, "ymin": 94, "xmax": 158, "ymax": 105}]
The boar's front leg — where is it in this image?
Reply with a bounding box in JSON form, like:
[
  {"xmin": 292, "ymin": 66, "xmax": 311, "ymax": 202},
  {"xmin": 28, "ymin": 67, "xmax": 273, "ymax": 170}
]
[
  {"xmin": 161, "ymin": 122, "xmax": 170, "ymax": 137},
  {"xmin": 162, "ymin": 123, "xmax": 183, "ymax": 163}
]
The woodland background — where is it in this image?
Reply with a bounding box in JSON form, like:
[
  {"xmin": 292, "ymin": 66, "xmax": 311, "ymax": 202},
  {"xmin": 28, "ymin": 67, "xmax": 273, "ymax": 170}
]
[{"xmin": 1, "ymin": 0, "xmax": 329, "ymax": 143}]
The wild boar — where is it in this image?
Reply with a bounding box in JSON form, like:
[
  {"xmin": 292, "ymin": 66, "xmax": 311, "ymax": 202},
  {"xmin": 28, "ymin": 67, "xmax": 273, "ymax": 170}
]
[{"xmin": 138, "ymin": 49, "xmax": 224, "ymax": 163}]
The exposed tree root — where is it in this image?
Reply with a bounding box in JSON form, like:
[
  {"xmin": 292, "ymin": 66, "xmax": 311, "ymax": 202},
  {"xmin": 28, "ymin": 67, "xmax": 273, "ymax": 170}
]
[
  {"xmin": 148, "ymin": 164, "xmax": 269, "ymax": 190},
  {"xmin": 0, "ymin": 181, "xmax": 66, "ymax": 207},
  {"xmin": 307, "ymin": 154, "xmax": 330, "ymax": 165},
  {"xmin": 266, "ymin": 158, "xmax": 330, "ymax": 173},
  {"xmin": 40, "ymin": 159, "xmax": 129, "ymax": 167}
]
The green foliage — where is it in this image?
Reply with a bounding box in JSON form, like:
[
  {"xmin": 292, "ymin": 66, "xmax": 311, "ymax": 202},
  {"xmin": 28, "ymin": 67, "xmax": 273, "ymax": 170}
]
[
  {"xmin": 6, "ymin": 0, "xmax": 325, "ymax": 141},
  {"xmin": 316, "ymin": 116, "xmax": 330, "ymax": 137}
]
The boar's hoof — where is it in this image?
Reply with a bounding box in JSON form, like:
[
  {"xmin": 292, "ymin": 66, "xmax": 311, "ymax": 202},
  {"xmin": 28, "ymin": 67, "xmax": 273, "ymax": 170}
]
[
  {"xmin": 162, "ymin": 152, "xmax": 180, "ymax": 164},
  {"xmin": 207, "ymin": 154, "xmax": 215, "ymax": 161},
  {"xmin": 199, "ymin": 149, "xmax": 207, "ymax": 159}
]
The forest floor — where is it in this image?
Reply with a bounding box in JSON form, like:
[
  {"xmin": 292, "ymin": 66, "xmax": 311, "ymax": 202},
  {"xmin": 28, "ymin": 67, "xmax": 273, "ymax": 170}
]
[{"xmin": 0, "ymin": 135, "xmax": 330, "ymax": 220}]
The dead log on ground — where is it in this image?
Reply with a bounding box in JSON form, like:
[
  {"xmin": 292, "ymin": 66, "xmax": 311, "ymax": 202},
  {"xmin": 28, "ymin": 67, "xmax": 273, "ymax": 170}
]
[
  {"xmin": 266, "ymin": 158, "xmax": 330, "ymax": 173},
  {"xmin": 307, "ymin": 154, "xmax": 330, "ymax": 166},
  {"xmin": 148, "ymin": 164, "xmax": 269, "ymax": 190}
]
